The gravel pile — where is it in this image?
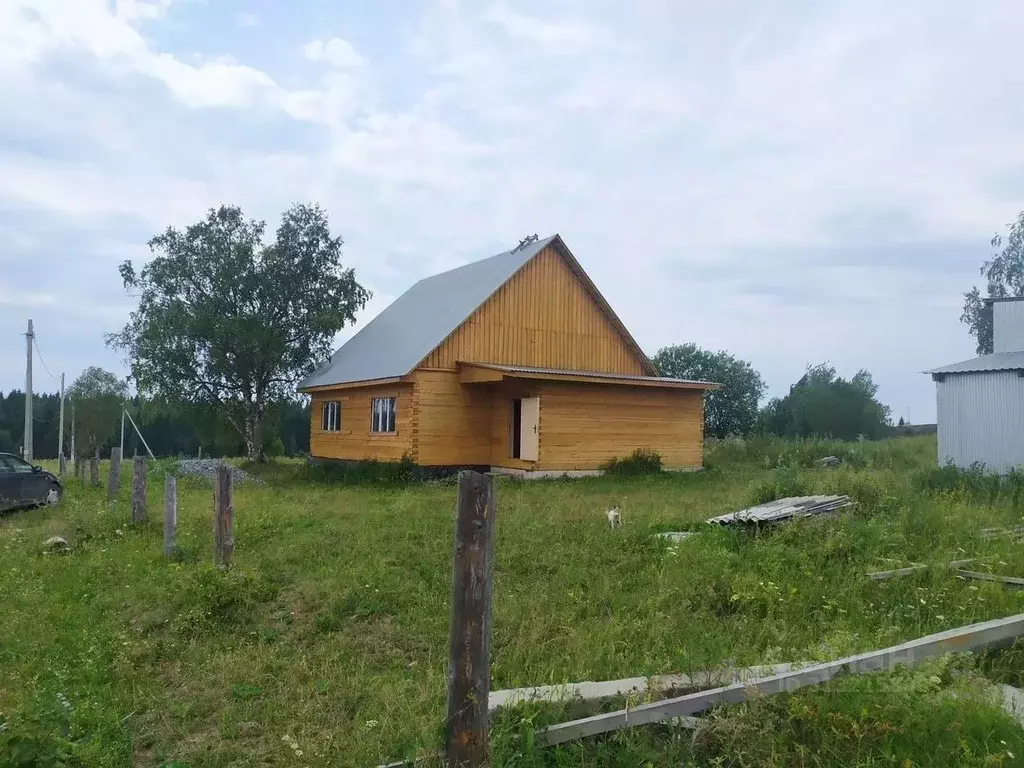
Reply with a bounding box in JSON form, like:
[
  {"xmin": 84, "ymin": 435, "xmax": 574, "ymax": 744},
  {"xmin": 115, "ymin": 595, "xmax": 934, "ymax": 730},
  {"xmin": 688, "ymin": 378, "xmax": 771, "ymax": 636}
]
[{"xmin": 176, "ymin": 459, "xmax": 261, "ymax": 484}]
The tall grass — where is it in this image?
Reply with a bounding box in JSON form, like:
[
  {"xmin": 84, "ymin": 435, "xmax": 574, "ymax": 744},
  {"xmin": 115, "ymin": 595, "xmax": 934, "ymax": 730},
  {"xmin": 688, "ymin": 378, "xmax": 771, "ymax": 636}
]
[{"xmin": 2, "ymin": 438, "xmax": 1023, "ymax": 766}]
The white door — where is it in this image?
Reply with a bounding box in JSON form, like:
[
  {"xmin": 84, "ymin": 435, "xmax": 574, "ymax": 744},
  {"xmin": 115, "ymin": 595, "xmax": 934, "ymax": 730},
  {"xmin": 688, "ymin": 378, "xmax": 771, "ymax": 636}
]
[{"xmin": 520, "ymin": 397, "xmax": 540, "ymax": 461}]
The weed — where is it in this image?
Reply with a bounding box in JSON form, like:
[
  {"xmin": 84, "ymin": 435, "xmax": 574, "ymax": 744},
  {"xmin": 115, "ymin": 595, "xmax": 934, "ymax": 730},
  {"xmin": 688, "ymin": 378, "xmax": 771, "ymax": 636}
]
[{"xmin": 600, "ymin": 447, "xmax": 663, "ymax": 476}]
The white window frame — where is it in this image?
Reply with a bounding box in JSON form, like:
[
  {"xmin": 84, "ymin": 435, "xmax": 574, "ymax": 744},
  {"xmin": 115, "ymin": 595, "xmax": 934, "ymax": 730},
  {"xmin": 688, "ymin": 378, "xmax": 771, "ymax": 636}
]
[
  {"xmin": 321, "ymin": 401, "xmax": 341, "ymax": 432},
  {"xmin": 371, "ymin": 397, "xmax": 397, "ymax": 434}
]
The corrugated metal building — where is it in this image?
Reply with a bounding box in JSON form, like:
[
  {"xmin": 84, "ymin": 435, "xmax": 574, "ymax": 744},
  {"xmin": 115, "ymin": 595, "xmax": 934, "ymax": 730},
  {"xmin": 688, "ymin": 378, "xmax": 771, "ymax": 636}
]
[{"xmin": 927, "ymin": 298, "xmax": 1024, "ymax": 472}]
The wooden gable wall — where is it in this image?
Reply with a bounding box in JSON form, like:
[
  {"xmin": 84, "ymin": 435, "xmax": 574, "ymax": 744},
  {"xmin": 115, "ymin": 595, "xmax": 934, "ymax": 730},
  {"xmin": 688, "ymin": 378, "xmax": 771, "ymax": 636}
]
[{"xmin": 419, "ymin": 245, "xmax": 647, "ymax": 374}]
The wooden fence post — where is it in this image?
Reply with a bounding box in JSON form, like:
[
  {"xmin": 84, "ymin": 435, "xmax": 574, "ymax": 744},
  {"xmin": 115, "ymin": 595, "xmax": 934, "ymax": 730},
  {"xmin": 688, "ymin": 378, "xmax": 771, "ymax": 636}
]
[
  {"xmin": 59, "ymin": 454, "xmax": 66, "ymax": 478},
  {"xmin": 214, "ymin": 464, "xmax": 233, "ymax": 568},
  {"xmin": 90, "ymin": 450, "xmax": 100, "ymax": 487},
  {"xmin": 107, "ymin": 447, "xmax": 121, "ymax": 499},
  {"xmin": 444, "ymin": 470, "xmax": 497, "ymax": 767},
  {"xmin": 75, "ymin": 456, "xmax": 82, "ymax": 482},
  {"xmin": 131, "ymin": 456, "xmax": 147, "ymax": 524},
  {"xmin": 164, "ymin": 474, "xmax": 177, "ymax": 557}
]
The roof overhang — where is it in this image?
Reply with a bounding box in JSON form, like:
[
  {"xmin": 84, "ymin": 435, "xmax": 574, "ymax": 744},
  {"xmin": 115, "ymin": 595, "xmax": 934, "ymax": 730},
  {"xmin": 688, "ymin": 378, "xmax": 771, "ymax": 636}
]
[
  {"xmin": 298, "ymin": 376, "xmax": 406, "ymax": 394},
  {"xmin": 456, "ymin": 362, "xmax": 721, "ymax": 390}
]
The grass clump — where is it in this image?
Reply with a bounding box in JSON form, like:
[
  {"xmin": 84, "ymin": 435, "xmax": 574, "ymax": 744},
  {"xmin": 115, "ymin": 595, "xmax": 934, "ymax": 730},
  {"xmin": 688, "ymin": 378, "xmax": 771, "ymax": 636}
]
[{"xmin": 600, "ymin": 447, "xmax": 663, "ymax": 476}]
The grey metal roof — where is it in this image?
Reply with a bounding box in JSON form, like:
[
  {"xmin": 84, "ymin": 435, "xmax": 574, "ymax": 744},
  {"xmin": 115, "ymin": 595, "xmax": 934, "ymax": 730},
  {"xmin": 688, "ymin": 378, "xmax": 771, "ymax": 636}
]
[
  {"xmin": 299, "ymin": 236, "xmax": 558, "ymax": 388},
  {"xmin": 926, "ymin": 352, "xmax": 1024, "ymax": 376},
  {"xmin": 706, "ymin": 496, "xmax": 852, "ymax": 525},
  {"xmin": 469, "ymin": 363, "xmax": 719, "ymax": 388}
]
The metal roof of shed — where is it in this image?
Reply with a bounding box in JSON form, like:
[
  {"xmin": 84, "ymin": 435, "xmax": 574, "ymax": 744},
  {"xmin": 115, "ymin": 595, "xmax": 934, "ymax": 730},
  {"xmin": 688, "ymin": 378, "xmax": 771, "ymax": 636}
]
[{"xmin": 926, "ymin": 351, "xmax": 1024, "ymax": 375}]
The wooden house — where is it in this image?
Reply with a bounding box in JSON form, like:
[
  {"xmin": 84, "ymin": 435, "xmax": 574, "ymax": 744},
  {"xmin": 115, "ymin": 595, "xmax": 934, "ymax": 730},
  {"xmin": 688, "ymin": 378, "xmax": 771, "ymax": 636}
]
[{"xmin": 298, "ymin": 235, "xmax": 718, "ymax": 474}]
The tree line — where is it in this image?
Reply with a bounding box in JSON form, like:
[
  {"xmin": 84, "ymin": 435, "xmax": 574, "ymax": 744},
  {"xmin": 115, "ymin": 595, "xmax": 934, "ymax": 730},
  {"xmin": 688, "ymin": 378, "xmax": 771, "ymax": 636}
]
[
  {"xmin": 0, "ymin": 369, "xmax": 310, "ymax": 460},
  {"xmin": 653, "ymin": 344, "xmax": 893, "ymax": 441}
]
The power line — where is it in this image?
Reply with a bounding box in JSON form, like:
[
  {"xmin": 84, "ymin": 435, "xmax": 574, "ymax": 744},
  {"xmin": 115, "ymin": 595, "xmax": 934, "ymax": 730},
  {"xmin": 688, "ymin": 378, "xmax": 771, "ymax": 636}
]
[{"xmin": 32, "ymin": 337, "xmax": 60, "ymax": 382}]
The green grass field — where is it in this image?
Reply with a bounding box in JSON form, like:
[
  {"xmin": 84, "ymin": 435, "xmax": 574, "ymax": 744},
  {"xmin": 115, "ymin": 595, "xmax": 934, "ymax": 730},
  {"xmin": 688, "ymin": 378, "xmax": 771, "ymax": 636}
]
[{"xmin": 3, "ymin": 436, "xmax": 1024, "ymax": 767}]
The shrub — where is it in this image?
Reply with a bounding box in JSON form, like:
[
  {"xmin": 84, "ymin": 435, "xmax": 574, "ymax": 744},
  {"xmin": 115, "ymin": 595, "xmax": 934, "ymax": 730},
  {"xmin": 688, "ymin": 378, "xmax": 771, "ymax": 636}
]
[{"xmin": 600, "ymin": 448, "xmax": 662, "ymax": 476}]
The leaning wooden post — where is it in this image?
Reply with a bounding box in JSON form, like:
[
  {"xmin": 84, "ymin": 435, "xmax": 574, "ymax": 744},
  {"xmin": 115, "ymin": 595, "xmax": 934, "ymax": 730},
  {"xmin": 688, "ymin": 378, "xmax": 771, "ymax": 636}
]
[
  {"xmin": 106, "ymin": 447, "xmax": 121, "ymax": 499},
  {"xmin": 90, "ymin": 450, "xmax": 100, "ymax": 487},
  {"xmin": 131, "ymin": 456, "xmax": 147, "ymax": 524},
  {"xmin": 444, "ymin": 470, "xmax": 497, "ymax": 767},
  {"xmin": 163, "ymin": 474, "xmax": 177, "ymax": 557},
  {"xmin": 214, "ymin": 464, "xmax": 233, "ymax": 568}
]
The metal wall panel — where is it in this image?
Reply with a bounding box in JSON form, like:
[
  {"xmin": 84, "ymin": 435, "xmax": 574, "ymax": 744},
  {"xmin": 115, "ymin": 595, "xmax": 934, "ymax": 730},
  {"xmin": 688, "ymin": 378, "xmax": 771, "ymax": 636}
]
[
  {"xmin": 937, "ymin": 371, "xmax": 1024, "ymax": 472},
  {"xmin": 994, "ymin": 300, "xmax": 1024, "ymax": 353}
]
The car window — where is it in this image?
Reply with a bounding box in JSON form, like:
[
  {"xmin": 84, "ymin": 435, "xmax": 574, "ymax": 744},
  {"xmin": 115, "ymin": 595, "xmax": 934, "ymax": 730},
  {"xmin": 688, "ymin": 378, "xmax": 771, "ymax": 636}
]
[
  {"xmin": 3, "ymin": 456, "xmax": 34, "ymax": 473},
  {"xmin": 0, "ymin": 458, "xmax": 12, "ymax": 474}
]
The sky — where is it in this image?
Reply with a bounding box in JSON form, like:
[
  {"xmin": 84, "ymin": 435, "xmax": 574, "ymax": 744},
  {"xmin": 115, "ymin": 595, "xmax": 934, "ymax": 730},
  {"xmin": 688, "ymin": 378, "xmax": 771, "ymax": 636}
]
[{"xmin": 2, "ymin": 0, "xmax": 1023, "ymax": 423}]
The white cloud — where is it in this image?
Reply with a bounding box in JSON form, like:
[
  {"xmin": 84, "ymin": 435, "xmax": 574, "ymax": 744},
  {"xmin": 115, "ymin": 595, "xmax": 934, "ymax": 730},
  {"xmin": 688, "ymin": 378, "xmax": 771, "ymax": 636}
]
[
  {"xmin": 1, "ymin": 0, "xmax": 1023, "ymax": 419},
  {"xmin": 0, "ymin": 289, "xmax": 58, "ymax": 309},
  {"xmin": 235, "ymin": 11, "xmax": 260, "ymax": 28},
  {"xmin": 483, "ymin": 6, "xmax": 600, "ymax": 53},
  {"xmin": 302, "ymin": 38, "xmax": 365, "ymax": 68}
]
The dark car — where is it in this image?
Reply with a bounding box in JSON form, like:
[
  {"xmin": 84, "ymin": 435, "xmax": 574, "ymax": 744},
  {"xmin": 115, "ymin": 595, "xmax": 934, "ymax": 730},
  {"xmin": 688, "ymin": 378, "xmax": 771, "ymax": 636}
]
[{"xmin": 0, "ymin": 453, "xmax": 63, "ymax": 511}]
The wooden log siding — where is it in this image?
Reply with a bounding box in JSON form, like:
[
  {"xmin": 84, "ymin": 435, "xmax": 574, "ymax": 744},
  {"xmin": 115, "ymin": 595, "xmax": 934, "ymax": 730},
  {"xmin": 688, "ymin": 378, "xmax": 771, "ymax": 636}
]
[
  {"xmin": 489, "ymin": 382, "xmax": 705, "ymax": 471},
  {"xmin": 414, "ymin": 371, "xmax": 493, "ymax": 466},
  {"xmin": 309, "ymin": 382, "xmax": 414, "ymax": 463},
  {"xmin": 422, "ymin": 245, "xmax": 647, "ymax": 374}
]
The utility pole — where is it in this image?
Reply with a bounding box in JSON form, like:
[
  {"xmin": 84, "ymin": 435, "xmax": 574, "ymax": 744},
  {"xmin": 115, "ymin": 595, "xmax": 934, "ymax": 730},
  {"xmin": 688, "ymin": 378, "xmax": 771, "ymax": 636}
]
[
  {"xmin": 23, "ymin": 319, "xmax": 33, "ymax": 462},
  {"xmin": 120, "ymin": 407, "xmax": 125, "ymax": 455},
  {"xmin": 58, "ymin": 372, "xmax": 65, "ymax": 462}
]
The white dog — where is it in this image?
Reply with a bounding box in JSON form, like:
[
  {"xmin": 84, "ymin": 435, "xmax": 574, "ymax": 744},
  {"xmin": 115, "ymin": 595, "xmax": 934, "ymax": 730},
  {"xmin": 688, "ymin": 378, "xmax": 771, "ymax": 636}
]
[{"xmin": 606, "ymin": 506, "xmax": 622, "ymax": 528}]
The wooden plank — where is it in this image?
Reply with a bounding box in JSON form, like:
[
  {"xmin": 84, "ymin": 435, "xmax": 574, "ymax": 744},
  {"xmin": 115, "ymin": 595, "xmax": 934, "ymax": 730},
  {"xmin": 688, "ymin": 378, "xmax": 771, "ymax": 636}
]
[
  {"xmin": 538, "ymin": 612, "xmax": 1024, "ymax": 746},
  {"xmin": 866, "ymin": 559, "xmax": 978, "ymax": 581},
  {"xmin": 163, "ymin": 474, "xmax": 177, "ymax": 557},
  {"xmin": 445, "ymin": 471, "xmax": 497, "ymax": 766},
  {"xmin": 214, "ymin": 464, "xmax": 233, "ymax": 568},
  {"xmin": 490, "ymin": 663, "xmax": 805, "ymax": 712},
  {"xmin": 956, "ymin": 570, "xmax": 1024, "ymax": 588},
  {"xmin": 131, "ymin": 456, "xmax": 147, "ymax": 524}
]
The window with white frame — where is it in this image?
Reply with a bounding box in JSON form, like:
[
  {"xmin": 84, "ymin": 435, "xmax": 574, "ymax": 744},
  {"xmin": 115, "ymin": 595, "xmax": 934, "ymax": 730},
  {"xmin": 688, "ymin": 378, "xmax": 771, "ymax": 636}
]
[
  {"xmin": 371, "ymin": 397, "xmax": 397, "ymax": 433},
  {"xmin": 321, "ymin": 401, "xmax": 341, "ymax": 432}
]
